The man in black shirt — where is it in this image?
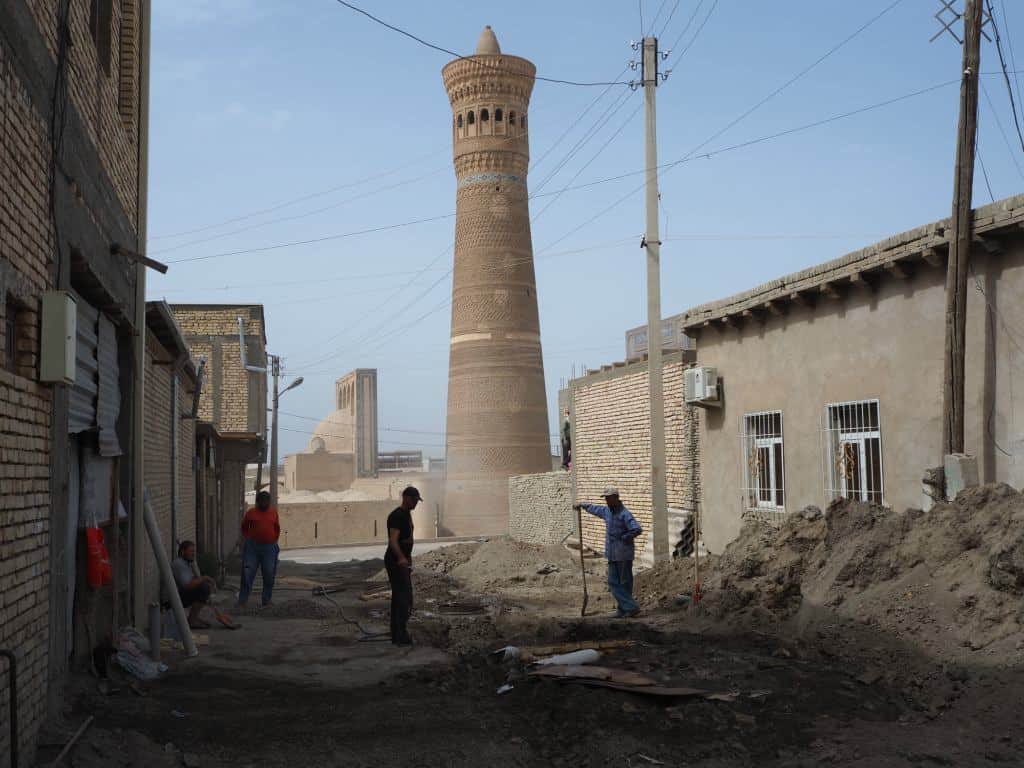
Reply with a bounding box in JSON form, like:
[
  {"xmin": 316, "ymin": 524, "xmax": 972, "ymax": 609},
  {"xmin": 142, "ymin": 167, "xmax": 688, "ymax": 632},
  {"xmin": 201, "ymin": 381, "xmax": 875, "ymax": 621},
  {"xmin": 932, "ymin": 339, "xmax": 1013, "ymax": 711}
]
[{"xmin": 385, "ymin": 486, "xmax": 421, "ymax": 645}]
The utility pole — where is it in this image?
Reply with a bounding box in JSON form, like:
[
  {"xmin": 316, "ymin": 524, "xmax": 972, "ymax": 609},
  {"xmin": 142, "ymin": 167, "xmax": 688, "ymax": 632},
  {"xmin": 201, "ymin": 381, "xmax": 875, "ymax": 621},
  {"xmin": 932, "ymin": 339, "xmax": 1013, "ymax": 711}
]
[
  {"xmin": 270, "ymin": 355, "xmax": 280, "ymax": 508},
  {"xmin": 269, "ymin": 356, "xmax": 302, "ymax": 509},
  {"xmin": 641, "ymin": 36, "xmax": 669, "ymax": 562},
  {"xmin": 939, "ymin": 0, "xmax": 983, "ymax": 467}
]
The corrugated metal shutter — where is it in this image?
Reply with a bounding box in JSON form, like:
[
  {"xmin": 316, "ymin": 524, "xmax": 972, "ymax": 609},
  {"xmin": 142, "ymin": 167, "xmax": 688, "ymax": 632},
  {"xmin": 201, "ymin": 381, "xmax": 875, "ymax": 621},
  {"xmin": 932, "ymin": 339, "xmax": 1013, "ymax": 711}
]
[
  {"xmin": 69, "ymin": 296, "xmax": 99, "ymax": 434},
  {"xmin": 97, "ymin": 314, "xmax": 122, "ymax": 456}
]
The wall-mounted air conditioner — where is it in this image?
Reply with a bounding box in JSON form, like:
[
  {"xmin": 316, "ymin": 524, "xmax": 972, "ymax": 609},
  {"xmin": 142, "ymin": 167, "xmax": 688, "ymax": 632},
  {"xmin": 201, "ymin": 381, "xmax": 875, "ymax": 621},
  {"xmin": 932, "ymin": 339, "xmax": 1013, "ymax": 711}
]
[{"xmin": 684, "ymin": 366, "xmax": 720, "ymax": 407}]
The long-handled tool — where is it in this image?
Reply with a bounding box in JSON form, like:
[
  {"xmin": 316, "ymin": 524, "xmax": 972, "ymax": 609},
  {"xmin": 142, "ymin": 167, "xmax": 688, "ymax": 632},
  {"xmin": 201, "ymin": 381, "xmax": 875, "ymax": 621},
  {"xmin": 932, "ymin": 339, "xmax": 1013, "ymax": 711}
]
[{"xmin": 576, "ymin": 505, "xmax": 589, "ymax": 617}]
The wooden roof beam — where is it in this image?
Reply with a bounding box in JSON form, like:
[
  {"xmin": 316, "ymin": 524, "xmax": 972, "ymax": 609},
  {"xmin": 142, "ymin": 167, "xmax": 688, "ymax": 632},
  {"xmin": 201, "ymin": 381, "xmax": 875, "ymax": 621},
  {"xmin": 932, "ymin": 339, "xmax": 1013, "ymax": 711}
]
[
  {"xmin": 884, "ymin": 260, "xmax": 910, "ymax": 280},
  {"xmin": 921, "ymin": 247, "xmax": 943, "ymax": 268}
]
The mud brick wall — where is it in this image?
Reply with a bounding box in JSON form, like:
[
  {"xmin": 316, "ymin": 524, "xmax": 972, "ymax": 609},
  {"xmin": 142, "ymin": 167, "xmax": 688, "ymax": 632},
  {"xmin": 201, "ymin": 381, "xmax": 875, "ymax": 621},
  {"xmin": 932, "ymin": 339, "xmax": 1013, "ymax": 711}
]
[
  {"xmin": 571, "ymin": 355, "xmax": 701, "ymax": 559},
  {"xmin": 508, "ymin": 471, "xmax": 573, "ymax": 545}
]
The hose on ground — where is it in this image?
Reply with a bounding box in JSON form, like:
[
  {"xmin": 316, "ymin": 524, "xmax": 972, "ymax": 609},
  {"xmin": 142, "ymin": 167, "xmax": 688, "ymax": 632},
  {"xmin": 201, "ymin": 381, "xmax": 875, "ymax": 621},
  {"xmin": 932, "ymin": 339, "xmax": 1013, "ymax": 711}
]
[{"xmin": 311, "ymin": 585, "xmax": 390, "ymax": 641}]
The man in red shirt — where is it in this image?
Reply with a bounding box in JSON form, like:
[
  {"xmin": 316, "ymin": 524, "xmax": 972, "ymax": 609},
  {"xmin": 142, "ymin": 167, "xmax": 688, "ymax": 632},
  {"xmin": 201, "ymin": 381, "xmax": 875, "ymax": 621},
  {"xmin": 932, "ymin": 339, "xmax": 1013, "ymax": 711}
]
[{"xmin": 238, "ymin": 490, "xmax": 281, "ymax": 608}]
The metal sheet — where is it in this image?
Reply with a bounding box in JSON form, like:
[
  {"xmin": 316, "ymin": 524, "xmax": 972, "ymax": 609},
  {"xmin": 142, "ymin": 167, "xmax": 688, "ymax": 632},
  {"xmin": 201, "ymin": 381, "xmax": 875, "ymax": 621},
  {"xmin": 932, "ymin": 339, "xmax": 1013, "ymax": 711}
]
[
  {"xmin": 69, "ymin": 296, "xmax": 99, "ymax": 434},
  {"xmin": 96, "ymin": 314, "xmax": 122, "ymax": 456}
]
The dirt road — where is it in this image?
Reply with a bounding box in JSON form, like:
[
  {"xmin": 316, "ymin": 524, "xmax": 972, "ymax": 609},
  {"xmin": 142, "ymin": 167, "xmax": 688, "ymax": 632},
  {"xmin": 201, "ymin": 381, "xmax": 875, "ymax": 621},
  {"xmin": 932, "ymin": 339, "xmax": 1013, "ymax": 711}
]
[{"xmin": 48, "ymin": 532, "xmax": 1024, "ymax": 768}]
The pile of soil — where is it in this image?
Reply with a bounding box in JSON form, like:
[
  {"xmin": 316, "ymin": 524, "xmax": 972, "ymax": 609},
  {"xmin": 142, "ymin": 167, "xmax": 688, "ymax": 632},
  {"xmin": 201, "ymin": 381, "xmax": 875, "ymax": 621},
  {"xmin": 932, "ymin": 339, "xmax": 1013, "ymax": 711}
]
[
  {"xmin": 439, "ymin": 537, "xmax": 582, "ymax": 593},
  {"xmin": 641, "ymin": 483, "xmax": 1024, "ymax": 663},
  {"xmin": 415, "ymin": 541, "xmax": 479, "ymax": 573}
]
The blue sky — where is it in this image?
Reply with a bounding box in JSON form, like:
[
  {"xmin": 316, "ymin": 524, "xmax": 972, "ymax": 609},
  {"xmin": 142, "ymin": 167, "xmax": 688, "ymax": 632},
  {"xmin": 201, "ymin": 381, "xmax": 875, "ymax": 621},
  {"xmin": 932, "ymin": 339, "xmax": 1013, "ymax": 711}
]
[{"xmin": 145, "ymin": 0, "xmax": 1024, "ymax": 458}]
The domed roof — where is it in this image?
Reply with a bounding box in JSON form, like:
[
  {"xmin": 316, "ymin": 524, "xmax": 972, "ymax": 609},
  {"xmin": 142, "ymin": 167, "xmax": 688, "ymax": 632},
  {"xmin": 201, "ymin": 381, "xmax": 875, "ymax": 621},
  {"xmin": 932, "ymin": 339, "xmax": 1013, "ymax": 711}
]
[
  {"xmin": 475, "ymin": 25, "xmax": 500, "ymax": 55},
  {"xmin": 309, "ymin": 408, "xmax": 355, "ymax": 454}
]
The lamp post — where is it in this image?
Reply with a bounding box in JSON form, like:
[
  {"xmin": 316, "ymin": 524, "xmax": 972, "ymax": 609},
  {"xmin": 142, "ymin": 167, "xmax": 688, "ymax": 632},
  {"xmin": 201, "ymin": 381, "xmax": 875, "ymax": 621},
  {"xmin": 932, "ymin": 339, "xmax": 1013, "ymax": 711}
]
[{"xmin": 270, "ymin": 354, "xmax": 303, "ymax": 508}]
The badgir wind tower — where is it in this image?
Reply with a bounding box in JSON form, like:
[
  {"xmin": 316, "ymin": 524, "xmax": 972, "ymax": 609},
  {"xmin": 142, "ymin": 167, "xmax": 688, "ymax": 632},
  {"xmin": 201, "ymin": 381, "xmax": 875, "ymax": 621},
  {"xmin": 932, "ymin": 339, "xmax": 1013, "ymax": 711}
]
[{"xmin": 441, "ymin": 27, "xmax": 551, "ymax": 535}]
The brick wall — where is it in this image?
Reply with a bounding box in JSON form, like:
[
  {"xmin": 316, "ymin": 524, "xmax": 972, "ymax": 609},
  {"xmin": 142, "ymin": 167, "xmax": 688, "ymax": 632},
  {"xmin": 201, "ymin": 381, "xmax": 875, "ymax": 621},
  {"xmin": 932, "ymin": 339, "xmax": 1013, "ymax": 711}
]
[
  {"xmin": 142, "ymin": 332, "xmax": 197, "ymax": 603},
  {"xmin": 1, "ymin": 1, "xmax": 146, "ymax": 759},
  {"xmin": 571, "ymin": 355, "xmax": 701, "ymax": 559},
  {"xmin": 170, "ymin": 306, "xmax": 266, "ymax": 435},
  {"xmin": 508, "ymin": 471, "xmax": 573, "ymax": 545},
  {"xmin": 26, "ymin": 0, "xmax": 141, "ymax": 222}
]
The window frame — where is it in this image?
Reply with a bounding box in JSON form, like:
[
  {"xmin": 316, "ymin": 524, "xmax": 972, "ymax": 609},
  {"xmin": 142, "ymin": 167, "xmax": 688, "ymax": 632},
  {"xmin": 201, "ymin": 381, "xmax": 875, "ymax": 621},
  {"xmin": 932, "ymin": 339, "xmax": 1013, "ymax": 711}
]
[
  {"xmin": 740, "ymin": 410, "xmax": 786, "ymax": 516},
  {"xmin": 824, "ymin": 399, "xmax": 884, "ymax": 505}
]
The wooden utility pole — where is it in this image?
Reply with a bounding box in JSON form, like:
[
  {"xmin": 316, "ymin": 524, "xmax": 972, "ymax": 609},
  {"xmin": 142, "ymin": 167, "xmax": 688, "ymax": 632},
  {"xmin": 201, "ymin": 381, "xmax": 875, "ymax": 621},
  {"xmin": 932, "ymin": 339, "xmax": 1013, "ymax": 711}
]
[
  {"xmin": 642, "ymin": 37, "xmax": 669, "ymax": 562},
  {"xmin": 941, "ymin": 0, "xmax": 983, "ymax": 461}
]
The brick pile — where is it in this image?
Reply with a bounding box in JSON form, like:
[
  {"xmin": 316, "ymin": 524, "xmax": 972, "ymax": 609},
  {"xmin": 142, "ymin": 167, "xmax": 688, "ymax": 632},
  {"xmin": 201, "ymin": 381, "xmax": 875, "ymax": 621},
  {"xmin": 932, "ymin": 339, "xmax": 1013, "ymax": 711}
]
[
  {"xmin": 571, "ymin": 356, "xmax": 701, "ymax": 559},
  {"xmin": 508, "ymin": 471, "xmax": 573, "ymax": 546}
]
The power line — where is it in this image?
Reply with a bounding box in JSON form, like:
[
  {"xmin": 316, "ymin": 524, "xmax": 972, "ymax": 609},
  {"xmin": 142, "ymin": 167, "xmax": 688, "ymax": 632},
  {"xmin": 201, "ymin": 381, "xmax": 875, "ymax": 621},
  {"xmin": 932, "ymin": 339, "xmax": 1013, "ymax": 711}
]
[
  {"xmin": 332, "ymin": 0, "xmax": 631, "ymax": 87},
  {"xmin": 673, "ymin": 0, "xmax": 719, "ymax": 62},
  {"xmin": 998, "ymin": 0, "xmax": 1024, "ymax": 124},
  {"xmin": 655, "ymin": 0, "xmax": 683, "ymax": 38},
  {"xmin": 980, "ymin": 80, "xmax": 1024, "ymax": 181},
  {"xmin": 150, "ymin": 165, "xmax": 449, "ymax": 256},
  {"xmin": 168, "ymin": 79, "xmax": 955, "ymax": 272},
  {"xmin": 148, "ymin": 149, "xmax": 443, "ymax": 241},
  {"xmin": 986, "ymin": 0, "xmax": 1024, "ymax": 155},
  {"xmin": 665, "ymin": 0, "xmax": 708, "ymax": 57},
  {"xmin": 672, "ymin": 0, "xmax": 909, "ymax": 158},
  {"xmin": 639, "ymin": 0, "xmax": 646, "ymax": 40},
  {"xmin": 538, "ymin": 78, "xmax": 956, "ymax": 255}
]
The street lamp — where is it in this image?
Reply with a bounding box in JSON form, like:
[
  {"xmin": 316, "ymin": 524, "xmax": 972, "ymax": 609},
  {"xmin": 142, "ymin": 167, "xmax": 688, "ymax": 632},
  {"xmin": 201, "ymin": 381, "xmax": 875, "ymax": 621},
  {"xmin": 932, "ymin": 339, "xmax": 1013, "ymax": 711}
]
[{"xmin": 270, "ymin": 356, "xmax": 303, "ymax": 508}]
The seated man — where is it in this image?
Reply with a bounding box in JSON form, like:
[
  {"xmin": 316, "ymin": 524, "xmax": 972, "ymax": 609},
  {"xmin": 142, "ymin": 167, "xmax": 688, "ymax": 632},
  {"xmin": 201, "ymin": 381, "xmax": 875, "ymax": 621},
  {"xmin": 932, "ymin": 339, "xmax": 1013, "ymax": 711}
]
[{"xmin": 171, "ymin": 540, "xmax": 216, "ymax": 629}]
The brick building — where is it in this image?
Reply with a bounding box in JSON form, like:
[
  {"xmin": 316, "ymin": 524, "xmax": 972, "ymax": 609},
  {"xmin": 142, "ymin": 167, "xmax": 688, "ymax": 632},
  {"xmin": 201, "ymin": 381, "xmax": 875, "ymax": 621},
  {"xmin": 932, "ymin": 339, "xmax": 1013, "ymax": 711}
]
[
  {"xmin": 1, "ymin": 1, "xmax": 153, "ymax": 764},
  {"xmin": 143, "ymin": 302, "xmax": 198, "ymax": 603},
  {"xmin": 568, "ymin": 352, "xmax": 702, "ymax": 564},
  {"xmin": 170, "ymin": 304, "xmax": 267, "ymax": 570}
]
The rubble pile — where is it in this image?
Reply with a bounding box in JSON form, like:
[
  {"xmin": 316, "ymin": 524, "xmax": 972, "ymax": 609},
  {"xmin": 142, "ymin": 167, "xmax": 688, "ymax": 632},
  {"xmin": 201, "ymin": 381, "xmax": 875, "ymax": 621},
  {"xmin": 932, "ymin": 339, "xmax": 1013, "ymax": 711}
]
[
  {"xmin": 643, "ymin": 483, "xmax": 1024, "ymax": 661},
  {"xmin": 422, "ymin": 538, "xmax": 581, "ymax": 592}
]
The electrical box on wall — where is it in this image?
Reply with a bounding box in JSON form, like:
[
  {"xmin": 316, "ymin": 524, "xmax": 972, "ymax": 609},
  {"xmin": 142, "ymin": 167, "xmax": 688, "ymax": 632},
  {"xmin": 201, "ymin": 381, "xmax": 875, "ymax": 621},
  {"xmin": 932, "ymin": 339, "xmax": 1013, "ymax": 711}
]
[{"xmin": 40, "ymin": 291, "xmax": 77, "ymax": 384}]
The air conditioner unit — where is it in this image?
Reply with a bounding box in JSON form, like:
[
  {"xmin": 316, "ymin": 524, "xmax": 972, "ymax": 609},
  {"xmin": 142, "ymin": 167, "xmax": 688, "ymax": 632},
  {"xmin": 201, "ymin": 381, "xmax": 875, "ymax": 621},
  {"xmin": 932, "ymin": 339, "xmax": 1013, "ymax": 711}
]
[{"xmin": 684, "ymin": 366, "xmax": 720, "ymax": 406}]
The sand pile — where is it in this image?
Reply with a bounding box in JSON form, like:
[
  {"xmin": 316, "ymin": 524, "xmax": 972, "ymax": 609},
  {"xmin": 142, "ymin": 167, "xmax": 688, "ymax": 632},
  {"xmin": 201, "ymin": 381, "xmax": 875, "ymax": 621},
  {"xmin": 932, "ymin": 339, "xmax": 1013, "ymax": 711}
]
[{"xmin": 641, "ymin": 483, "xmax": 1024, "ymax": 661}]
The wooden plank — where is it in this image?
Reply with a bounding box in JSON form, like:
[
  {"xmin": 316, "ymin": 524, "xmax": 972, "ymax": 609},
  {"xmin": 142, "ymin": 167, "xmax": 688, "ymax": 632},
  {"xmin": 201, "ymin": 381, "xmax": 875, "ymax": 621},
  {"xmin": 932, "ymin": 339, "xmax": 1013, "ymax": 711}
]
[{"xmin": 529, "ymin": 665, "xmax": 657, "ymax": 687}]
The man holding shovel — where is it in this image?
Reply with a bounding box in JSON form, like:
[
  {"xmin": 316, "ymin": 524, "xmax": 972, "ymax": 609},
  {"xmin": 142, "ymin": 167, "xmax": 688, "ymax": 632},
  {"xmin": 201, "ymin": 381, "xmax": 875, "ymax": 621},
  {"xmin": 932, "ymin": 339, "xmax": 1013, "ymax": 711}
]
[{"xmin": 574, "ymin": 487, "xmax": 643, "ymax": 618}]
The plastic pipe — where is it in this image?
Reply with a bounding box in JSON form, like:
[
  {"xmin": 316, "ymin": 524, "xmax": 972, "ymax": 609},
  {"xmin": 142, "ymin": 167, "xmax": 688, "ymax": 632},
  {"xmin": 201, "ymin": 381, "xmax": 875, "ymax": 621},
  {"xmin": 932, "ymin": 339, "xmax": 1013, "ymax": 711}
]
[{"xmin": 143, "ymin": 492, "xmax": 197, "ymax": 657}]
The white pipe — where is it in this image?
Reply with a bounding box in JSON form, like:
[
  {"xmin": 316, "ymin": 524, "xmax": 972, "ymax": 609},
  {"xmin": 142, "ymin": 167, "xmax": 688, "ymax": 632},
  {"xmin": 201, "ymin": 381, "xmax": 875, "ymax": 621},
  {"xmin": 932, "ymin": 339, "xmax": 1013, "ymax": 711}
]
[
  {"xmin": 238, "ymin": 317, "xmax": 266, "ymax": 373},
  {"xmin": 143, "ymin": 492, "xmax": 198, "ymax": 657},
  {"xmin": 132, "ymin": 0, "xmax": 153, "ymax": 626}
]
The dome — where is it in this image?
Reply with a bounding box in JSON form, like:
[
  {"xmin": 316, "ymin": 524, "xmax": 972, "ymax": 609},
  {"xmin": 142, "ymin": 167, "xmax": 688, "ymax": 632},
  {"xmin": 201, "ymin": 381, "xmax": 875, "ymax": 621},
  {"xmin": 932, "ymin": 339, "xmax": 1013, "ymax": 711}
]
[
  {"xmin": 308, "ymin": 408, "xmax": 355, "ymax": 454},
  {"xmin": 475, "ymin": 26, "xmax": 500, "ymax": 55}
]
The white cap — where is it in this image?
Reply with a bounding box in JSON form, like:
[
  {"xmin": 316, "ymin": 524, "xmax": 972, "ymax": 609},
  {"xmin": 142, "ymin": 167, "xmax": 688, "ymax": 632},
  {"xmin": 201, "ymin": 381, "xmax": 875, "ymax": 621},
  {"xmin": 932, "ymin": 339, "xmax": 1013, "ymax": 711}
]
[{"xmin": 602, "ymin": 486, "xmax": 620, "ymax": 498}]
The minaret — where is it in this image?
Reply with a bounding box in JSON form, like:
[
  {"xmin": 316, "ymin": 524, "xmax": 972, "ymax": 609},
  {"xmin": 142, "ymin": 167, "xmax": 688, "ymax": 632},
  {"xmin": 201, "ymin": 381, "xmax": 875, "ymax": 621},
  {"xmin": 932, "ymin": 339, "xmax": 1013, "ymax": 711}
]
[{"xmin": 441, "ymin": 27, "xmax": 550, "ymax": 536}]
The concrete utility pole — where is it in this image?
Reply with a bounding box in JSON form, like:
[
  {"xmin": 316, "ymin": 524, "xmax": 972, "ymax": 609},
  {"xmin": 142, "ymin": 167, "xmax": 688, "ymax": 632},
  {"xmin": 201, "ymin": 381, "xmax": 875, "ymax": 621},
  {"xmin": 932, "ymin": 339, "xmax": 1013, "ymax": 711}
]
[
  {"xmin": 270, "ymin": 355, "xmax": 280, "ymax": 508},
  {"xmin": 940, "ymin": 0, "xmax": 983, "ymax": 464},
  {"xmin": 269, "ymin": 356, "xmax": 302, "ymax": 508},
  {"xmin": 642, "ymin": 37, "xmax": 669, "ymax": 562}
]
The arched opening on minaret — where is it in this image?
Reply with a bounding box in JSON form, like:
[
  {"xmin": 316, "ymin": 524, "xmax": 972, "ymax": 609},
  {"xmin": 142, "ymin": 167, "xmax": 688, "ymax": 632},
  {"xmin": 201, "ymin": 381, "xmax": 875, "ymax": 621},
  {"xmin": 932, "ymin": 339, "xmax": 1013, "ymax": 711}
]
[
  {"xmin": 457, "ymin": 114, "xmax": 463, "ymax": 128},
  {"xmin": 495, "ymin": 108, "xmax": 503, "ymax": 122},
  {"xmin": 481, "ymin": 108, "xmax": 489, "ymax": 122},
  {"xmin": 508, "ymin": 110, "xmax": 516, "ymax": 126},
  {"xmin": 467, "ymin": 110, "xmax": 475, "ymax": 125}
]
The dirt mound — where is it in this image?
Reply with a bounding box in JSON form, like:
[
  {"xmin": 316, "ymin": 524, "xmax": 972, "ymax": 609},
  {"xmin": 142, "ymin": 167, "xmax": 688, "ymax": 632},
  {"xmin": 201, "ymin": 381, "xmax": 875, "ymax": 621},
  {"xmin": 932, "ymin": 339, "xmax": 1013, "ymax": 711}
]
[
  {"xmin": 657, "ymin": 484, "xmax": 1024, "ymax": 663},
  {"xmin": 445, "ymin": 537, "xmax": 581, "ymax": 592},
  {"xmin": 416, "ymin": 541, "xmax": 480, "ymax": 574}
]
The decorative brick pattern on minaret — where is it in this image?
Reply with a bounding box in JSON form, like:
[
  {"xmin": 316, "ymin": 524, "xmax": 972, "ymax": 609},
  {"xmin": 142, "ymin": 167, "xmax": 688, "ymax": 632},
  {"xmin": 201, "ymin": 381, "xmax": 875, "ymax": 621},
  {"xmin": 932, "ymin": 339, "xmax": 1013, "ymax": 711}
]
[{"xmin": 441, "ymin": 27, "xmax": 551, "ymax": 536}]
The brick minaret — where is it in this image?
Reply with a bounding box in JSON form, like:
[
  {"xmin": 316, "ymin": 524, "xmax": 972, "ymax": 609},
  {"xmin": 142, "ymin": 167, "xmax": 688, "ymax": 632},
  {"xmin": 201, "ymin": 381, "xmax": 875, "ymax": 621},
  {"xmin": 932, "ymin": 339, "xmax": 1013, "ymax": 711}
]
[{"xmin": 441, "ymin": 27, "xmax": 550, "ymax": 535}]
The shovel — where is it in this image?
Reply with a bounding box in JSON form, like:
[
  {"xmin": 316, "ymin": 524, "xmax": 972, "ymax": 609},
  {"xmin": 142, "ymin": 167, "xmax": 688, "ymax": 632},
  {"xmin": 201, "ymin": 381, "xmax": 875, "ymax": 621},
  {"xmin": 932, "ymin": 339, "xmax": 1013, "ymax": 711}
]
[{"xmin": 576, "ymin": 505, "xmax": 589, "ymax": 617}]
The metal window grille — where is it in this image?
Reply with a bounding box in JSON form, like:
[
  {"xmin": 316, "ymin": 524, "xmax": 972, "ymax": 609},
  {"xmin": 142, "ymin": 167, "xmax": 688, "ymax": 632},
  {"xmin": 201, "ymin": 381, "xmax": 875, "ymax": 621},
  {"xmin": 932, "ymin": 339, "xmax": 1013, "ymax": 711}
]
[
  {"xmin": 822, "ymin": 399, "xmax": 884, "ymax": 505},
  {"xmin": 740, "ymin": 411, "xmax": 786, "ymax": 523}
]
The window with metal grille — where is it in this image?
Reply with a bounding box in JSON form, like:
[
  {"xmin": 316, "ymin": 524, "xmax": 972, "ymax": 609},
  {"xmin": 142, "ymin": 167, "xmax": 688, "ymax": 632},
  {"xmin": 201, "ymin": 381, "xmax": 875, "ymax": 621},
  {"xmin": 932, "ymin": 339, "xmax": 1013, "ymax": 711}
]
[
  {"xmin": 824, "ymin": 399, "xmax": 884, "ymax": 504},
  {"xmin": 741, "ymin": 411, "xmax": 786, "ymax": 517}
]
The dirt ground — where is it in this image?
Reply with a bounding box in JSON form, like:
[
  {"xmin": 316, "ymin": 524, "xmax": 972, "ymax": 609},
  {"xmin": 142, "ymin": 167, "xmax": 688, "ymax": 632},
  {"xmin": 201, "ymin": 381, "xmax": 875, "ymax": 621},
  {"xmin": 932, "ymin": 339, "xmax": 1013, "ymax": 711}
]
[{"xmin": 43, "ymin": 485, "xmax": 1024, "ymax": 767}]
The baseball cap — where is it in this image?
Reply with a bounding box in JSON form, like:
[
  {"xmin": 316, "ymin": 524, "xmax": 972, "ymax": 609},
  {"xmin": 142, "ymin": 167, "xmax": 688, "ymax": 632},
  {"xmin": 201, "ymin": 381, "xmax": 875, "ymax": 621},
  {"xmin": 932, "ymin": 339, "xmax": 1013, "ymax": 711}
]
[
  {"xmin": 402, "ymin": 486, "xmax": 423, "ymax": 500},
  {"xmin": 602, "ymin": 486, "xmax": 620, "ymax": 498}
]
